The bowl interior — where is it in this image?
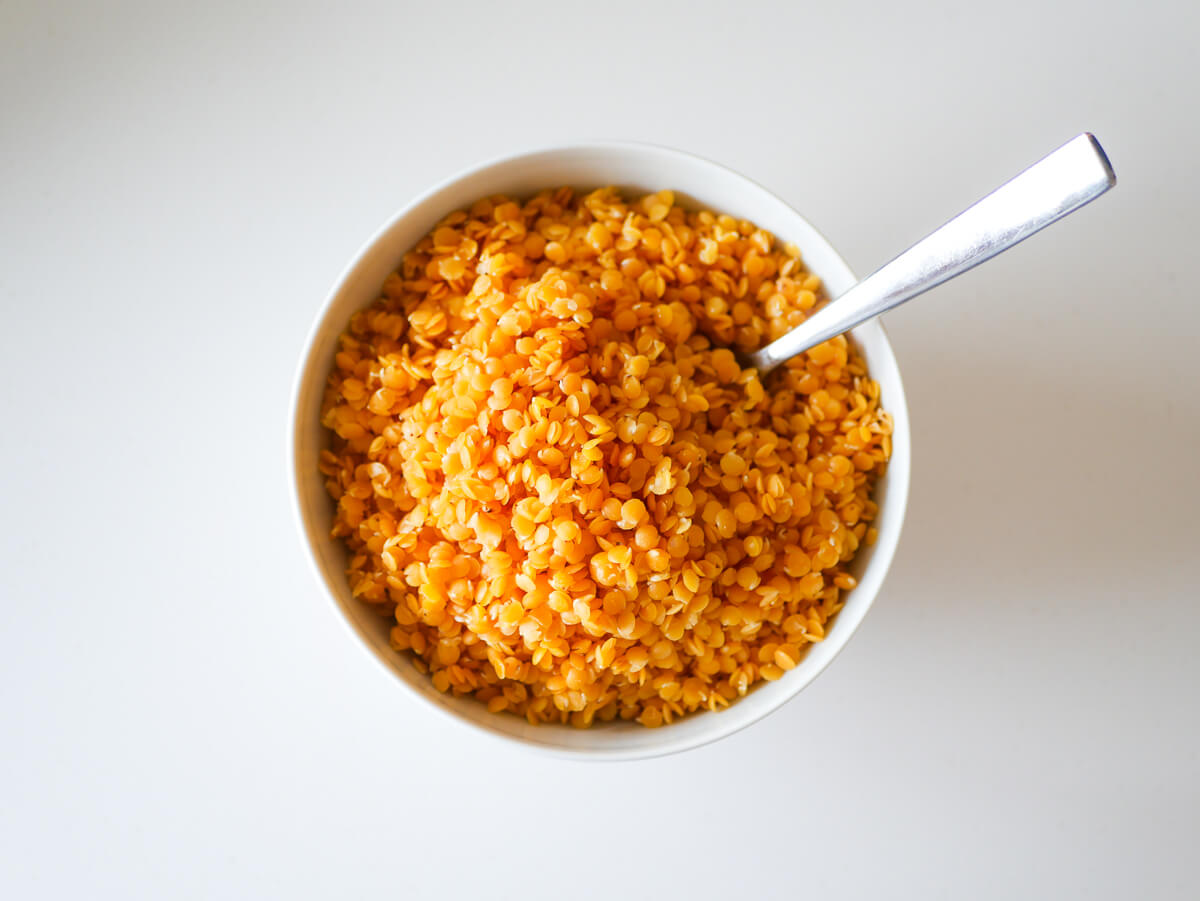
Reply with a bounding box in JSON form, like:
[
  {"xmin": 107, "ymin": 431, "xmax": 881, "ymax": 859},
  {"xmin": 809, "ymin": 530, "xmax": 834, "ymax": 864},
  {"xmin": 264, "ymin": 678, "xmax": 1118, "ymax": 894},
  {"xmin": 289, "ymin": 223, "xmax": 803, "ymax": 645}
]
[{"xmin": 291, "ymin": 144, "xmax": 911, "ymax": 759}]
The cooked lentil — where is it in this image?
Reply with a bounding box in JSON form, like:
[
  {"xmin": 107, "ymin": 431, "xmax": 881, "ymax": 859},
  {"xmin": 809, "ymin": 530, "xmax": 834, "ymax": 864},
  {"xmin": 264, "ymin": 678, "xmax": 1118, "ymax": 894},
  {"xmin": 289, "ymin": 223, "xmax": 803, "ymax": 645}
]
[{"xmin": 319, "ymin": 187, "xmax": 892, "ymax": 728}]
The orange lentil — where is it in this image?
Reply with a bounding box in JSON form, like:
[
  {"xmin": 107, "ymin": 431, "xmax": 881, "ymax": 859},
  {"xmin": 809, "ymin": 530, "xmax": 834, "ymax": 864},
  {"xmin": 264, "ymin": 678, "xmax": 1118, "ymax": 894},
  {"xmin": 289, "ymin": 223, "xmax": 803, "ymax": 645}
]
[
  {"xmin": 634, "ymin": 524, "xmax": 659, "ymax": 550},
  {"xmin": 714, "ymin": 509, "xmax": 738, "ymax": 538},
  {"xmin": 320, "ymin": 186, "xmax": 891, "ymax": 728},
  {"xmin": 774, "ymin": 643, "xmax": 801, "ymax": 670},
  {"xmin": 720, "ymin": 452, "xmax": 747, "ymax": 477},
  {"xmin": 734, "ymin": 501, "xmax": 759, "ymax": 524},
  {"xmin": 619, "ymin": 497, "xmax": 648, "ymax": 527}
]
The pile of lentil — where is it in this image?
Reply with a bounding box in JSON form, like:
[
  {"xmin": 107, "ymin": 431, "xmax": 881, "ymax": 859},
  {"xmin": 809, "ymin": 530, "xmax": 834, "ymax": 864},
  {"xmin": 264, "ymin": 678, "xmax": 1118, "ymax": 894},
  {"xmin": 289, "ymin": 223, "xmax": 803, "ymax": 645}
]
[{"xmin": 319, "ymin": 187, "xmax": 892, "ymax": 728}]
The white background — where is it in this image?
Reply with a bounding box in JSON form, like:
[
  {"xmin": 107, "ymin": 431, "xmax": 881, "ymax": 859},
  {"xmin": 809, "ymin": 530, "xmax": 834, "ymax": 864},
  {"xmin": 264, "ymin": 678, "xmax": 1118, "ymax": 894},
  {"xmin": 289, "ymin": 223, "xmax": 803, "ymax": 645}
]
[{"xmin": 3, "ymin": 1, "xmax": 1198, "ymax": 898}]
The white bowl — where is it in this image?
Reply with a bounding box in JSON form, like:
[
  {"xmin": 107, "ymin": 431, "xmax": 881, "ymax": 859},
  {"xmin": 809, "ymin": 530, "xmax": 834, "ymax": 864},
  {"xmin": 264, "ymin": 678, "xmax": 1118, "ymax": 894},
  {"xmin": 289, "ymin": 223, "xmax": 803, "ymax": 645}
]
[{"xmin": 290, "ymin": 143, "xmax": 911, "ymax": 760}]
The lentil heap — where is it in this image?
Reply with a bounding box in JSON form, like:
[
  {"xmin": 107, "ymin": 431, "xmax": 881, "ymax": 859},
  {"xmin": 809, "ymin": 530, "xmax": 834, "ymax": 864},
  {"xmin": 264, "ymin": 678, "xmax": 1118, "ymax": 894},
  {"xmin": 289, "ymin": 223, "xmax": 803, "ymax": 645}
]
[{"xmin": 319, "ymin": 187, "xmax": 892, "ymax": 727}]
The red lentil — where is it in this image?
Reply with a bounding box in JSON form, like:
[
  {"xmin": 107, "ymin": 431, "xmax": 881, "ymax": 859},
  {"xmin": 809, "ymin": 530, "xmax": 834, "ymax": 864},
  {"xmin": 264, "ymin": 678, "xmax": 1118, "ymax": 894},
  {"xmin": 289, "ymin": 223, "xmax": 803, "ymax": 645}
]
[{"xmin": 319, "ymin": 187, "xmax": 891, "ymax": 728}]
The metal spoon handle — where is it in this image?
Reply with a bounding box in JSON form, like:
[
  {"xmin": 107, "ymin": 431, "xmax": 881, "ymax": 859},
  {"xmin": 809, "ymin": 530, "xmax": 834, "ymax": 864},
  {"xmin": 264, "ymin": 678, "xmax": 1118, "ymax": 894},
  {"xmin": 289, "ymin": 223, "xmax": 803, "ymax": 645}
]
[{"xmin": 748, "ymin": 133, "xmax": 1117, "ymax": 374}]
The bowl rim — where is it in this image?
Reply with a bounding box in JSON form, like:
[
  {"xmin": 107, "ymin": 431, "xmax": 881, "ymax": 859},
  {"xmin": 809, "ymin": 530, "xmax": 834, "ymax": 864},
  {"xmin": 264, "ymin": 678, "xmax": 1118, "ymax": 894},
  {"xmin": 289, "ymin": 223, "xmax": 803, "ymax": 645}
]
[{"xmin": 289, "ymin": 140, "xmax": 911, "ymax": 760}]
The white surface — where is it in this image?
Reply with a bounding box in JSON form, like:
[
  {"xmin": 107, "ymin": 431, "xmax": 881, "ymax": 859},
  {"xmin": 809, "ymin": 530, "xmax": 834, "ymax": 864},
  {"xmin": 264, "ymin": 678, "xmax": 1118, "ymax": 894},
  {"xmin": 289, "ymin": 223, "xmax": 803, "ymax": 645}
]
[
  {"xmin": 292, "ymin": 142, "xmax": 911, "ymax": 759},
  {"xmin": 2, "ymin": 0, "xmax": 1197, "ymax": 897}
]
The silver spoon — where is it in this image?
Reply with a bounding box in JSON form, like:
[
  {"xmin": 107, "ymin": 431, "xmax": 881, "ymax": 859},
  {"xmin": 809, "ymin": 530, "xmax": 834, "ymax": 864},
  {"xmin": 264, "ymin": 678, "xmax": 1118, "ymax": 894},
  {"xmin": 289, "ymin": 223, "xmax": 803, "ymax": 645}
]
[{"xmin": 746, "ymin": 133, "xmax": 1116, "ymax": 375}]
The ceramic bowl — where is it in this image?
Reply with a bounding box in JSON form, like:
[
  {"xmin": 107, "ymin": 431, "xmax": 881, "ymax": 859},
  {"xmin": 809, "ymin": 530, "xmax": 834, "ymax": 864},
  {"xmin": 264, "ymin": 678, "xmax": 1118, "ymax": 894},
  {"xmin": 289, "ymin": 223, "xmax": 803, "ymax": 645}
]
[{"xmin": 290, "ymin": 143, "xmax": 911, "ymax": 759}]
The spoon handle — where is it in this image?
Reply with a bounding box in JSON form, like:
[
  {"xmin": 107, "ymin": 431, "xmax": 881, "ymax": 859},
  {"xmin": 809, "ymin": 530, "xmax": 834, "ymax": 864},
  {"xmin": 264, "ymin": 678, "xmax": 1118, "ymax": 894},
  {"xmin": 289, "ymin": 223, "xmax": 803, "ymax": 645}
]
[{"xmin": 747, "ymin": 133, "xmax": 1116, "ymax": 374}]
